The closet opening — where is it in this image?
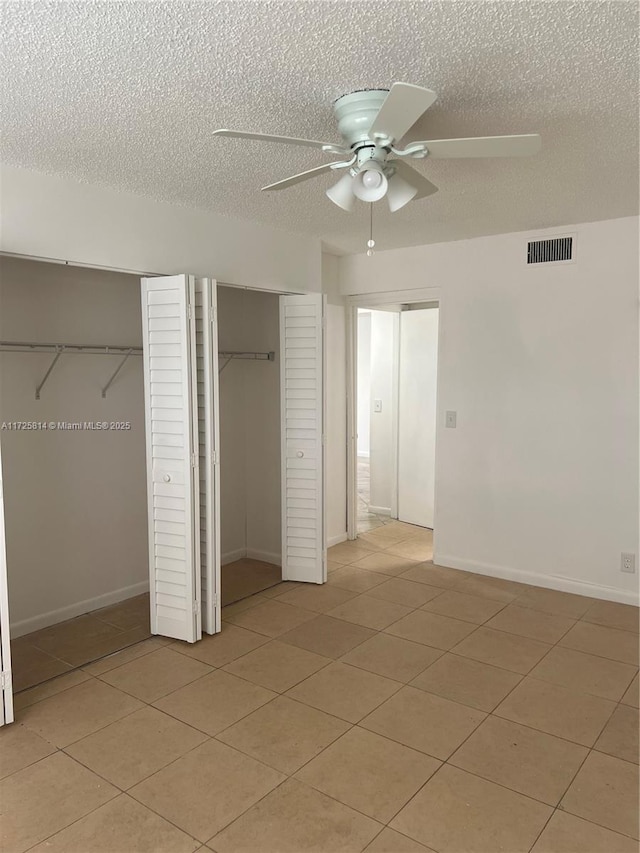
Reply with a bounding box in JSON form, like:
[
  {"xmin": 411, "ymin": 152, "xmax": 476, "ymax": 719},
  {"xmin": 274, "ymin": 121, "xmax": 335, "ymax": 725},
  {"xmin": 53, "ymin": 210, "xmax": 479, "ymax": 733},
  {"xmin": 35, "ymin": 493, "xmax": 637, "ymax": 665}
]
[
  {"xmin": 0, "ymin": 255, "xmax": 150, "ymax": 695},
  {"xmin": 217, "ymin": 285, "xmax": 282, "ymax": 606},
  {"xmin": 0, "ymin": 262, "xmax": 326, "ymax": 714}
]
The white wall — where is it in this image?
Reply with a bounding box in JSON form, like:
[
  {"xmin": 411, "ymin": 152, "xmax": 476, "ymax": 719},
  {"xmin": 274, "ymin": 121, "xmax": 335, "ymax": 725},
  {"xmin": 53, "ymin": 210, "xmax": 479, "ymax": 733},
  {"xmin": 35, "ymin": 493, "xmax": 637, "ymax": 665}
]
[
  {"xmin": 339, "ymin": 217, "xmax": 639, "ymax": 604},
  {"xmin": 0, "ymin": 257, "xmax": 147, "ymax": 635},
  {"xmin": 0, "ymin": 165, "xmax": 321, "ymax": 293},
  {"xmin": 322, "ymin": 254, "xmax": 348, "ymax": 548},
  {"xmin": 356, "ymin": 311, "xmax": 371, "ymax": 457},
  {"xmin": 217, "ymin": 286, "xmax": 281, "ymax": 565},
  {"xmin": 369, "ymin": 311, "xmax": 397, "ymax": 514}
]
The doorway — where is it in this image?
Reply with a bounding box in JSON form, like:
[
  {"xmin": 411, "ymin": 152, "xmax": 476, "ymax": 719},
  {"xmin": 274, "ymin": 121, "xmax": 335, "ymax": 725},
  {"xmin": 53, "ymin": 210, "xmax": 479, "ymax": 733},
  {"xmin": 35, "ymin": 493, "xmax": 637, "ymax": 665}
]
[
  {"xmin": 349, "ymin": 298, "xmax": 440, "ymax": 540},
  {"xmin": 355, "ymin": 308, "xmax": 399, "ymax": 533}
]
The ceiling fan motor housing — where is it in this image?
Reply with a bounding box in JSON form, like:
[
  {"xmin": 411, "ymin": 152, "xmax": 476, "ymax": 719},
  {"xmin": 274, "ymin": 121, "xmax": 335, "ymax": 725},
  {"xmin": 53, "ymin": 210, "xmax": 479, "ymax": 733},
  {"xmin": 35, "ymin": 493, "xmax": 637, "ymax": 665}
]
[
  {"xmin": 354, "ymin": 144, "xmax": 390, "ymax": 172},
  {"xmin": 333, "ymin": 89, "xmax": 389, "ymax": 148}
]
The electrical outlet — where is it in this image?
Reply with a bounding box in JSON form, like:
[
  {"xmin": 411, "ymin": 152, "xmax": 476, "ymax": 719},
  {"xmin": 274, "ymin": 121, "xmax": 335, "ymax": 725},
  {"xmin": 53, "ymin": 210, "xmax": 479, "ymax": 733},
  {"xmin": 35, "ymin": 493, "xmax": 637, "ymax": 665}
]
[
  {"xmin": 621, "ymin": 552, "xmax": 636, "ymax": 574},
  {"xmin": 445, "ymin": 411, "xmax": 457, "ymax": 428},
  {"xmin": 373, "ymin": 399, "xmax": 383, "ymax": 413}
]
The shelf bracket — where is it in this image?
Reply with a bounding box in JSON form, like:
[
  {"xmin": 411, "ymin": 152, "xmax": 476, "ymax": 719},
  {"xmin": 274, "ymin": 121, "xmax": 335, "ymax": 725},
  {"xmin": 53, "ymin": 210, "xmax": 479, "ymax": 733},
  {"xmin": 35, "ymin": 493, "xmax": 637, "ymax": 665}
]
[
  {"xmin": 101, "ymin": 349, "xmax": 133, "ymax": 398},
  {"xmin": 217, "ymin": 351, "xmax": 275, "ymax": 374},
  {"xmin": 35, "ymin": 347, "xmax": 64, "ymax": 400}
]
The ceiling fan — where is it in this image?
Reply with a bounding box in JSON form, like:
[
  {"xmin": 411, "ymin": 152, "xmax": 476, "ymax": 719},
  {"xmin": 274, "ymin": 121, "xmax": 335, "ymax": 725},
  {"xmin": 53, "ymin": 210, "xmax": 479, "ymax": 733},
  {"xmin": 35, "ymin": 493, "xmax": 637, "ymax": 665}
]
[{"xmin": 213, "ymin": 83, "xmax": 541, "ymax": 213}]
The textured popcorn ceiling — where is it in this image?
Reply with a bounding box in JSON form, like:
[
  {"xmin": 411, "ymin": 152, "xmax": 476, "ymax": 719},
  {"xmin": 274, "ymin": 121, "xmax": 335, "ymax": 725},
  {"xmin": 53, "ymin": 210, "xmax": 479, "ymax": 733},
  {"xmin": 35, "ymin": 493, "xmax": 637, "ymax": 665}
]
[{"xmin": 1, "ymin": 1, "xmax": 638, "ymax": 254}]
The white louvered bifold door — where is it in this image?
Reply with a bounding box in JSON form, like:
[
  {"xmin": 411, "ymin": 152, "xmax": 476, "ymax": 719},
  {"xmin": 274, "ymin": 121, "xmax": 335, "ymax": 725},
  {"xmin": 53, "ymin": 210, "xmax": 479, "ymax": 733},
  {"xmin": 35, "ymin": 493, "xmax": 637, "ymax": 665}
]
[
  {"xmin": 0, "ymin": 442, "xmax": 14, "ymax": 726},
  {"xmin": 142, "ymin": 275, "xmax": 201, "ymax": 643},
  {"xmin": 195, "ymin": 278, "xmax": 221, "ymax": 635},
  {"xmin": 280, "ymin": 293, "xmax": 326, "ymax": 583}
]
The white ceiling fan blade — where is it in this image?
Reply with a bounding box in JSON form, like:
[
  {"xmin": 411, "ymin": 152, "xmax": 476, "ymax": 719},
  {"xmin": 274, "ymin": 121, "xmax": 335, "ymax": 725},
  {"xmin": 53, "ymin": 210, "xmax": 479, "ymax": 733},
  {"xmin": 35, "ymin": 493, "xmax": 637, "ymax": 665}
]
[
  {"xmin": 422, "ymin": 134, "xmax": 541, "ymax": 159},
  {"xmin": 391, "ymin": 159, "xmax": 439, "ymax": 199},
  {"xmin": 262, "ymin": 162, "xmax": 342, "ymax": 191},
  {"xmin": 368, "ymin": 83, "xmax": 437, "ymax": 143},
  {"xmin": 213, "ymin": 129, "xmax": 346, "ymax": 152}
]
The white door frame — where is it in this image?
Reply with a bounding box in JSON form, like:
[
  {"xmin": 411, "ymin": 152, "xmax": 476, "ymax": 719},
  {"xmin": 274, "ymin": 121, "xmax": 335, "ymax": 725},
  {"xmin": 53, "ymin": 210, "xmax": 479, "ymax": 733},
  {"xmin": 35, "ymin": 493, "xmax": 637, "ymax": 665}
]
[
  {"xmin": 345, "ymin": 287, "xmax": 441, "ymax": 540},
  {"xmin": 346, "ymin": 305, "xmax": 358, "ymax": 540}
]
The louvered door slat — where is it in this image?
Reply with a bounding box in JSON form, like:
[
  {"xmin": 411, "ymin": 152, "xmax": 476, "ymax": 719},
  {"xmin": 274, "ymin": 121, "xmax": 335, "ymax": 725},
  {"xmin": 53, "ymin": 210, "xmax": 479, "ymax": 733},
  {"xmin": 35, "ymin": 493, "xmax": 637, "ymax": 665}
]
[
  {"xmin": 280, "ymin": 294, "xmax": 326, "ymax": 583},
  {"xmin": 142, "ymin": 275, "xmax": 201, "ymax": 642}
]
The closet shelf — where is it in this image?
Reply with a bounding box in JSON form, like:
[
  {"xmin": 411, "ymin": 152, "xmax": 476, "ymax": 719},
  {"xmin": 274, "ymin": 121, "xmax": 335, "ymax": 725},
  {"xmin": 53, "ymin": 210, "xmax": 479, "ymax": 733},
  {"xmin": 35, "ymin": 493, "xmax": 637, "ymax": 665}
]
[{"xmin": 0, "ymin": 340, "xmax": 143, "ymax": 399}]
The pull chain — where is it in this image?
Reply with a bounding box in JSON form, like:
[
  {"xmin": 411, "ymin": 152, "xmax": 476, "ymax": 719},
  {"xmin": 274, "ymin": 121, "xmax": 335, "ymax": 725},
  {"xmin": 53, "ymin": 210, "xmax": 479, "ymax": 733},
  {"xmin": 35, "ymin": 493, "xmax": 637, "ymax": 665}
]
[{"xmin": 367, "ymin": 203, "xmax": 375, "ymax": 256}]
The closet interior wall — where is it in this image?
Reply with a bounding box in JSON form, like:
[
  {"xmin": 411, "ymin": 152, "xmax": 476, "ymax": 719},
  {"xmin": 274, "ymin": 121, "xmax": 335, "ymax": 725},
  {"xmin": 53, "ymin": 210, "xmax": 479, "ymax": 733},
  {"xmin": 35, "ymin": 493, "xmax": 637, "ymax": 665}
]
[
  {"xmin": 0, "ymin": 257, "xmax": 147, "ymax": 636},
  {"xmin": 217, "ymin": 286, "xmax": 281, "ymax": 566}
]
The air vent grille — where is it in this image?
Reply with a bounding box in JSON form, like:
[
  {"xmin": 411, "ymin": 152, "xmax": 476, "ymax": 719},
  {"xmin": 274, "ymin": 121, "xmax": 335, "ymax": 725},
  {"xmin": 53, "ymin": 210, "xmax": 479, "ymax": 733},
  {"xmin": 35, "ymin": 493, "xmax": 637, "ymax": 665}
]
[{"xmin": 527, "ymin": 236, "xmax": 573, "ymax": 264}]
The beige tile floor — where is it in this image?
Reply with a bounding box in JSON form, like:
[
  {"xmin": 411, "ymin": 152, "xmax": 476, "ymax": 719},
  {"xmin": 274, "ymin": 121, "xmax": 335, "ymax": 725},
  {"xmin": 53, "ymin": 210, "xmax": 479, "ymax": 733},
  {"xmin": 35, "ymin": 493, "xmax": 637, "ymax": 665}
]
[
  {"xmin": 1, "ymin": 521, "xmax": 638, "ymax": 853},
  {"xmin": 11, "ymin": 560, "xmax": 280, "ymax": 694},
  {"xmin": 10, "ymin": 594, "xmax": 153, "ymax": 693},
  {"xmin": 221, "ymin": 559, "xmax": 282, "ymax": 606}
]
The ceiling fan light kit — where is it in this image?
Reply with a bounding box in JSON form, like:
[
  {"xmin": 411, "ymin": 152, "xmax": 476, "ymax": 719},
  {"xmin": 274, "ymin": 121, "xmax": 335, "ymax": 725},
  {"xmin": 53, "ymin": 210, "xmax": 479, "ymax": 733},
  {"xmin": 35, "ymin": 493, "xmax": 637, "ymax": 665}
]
[
  {"xmin": 213, "ymin": 82, "xmax": 541, "ymax": 249},
  {"xmin": 325, "ymin": 172, "xmax": 356, "ymax": 212},
  {"xmin": 386, "ymin": 171, "xmax": 419, "ymax": 212}
]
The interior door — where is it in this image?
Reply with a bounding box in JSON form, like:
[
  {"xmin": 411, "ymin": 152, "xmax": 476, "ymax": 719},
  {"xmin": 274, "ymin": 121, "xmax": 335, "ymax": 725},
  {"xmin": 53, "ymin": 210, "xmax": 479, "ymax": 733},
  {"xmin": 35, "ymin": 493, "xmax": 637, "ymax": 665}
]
[
  {"xmin": 280, "ymin": 293, "xmax": 326, "ymax": 583},
  {"xmin": 397, "ymin": 307, "xmax": 439, "ymax": 528},
  {"xmin": 141, "ymin": 274, "xmax": 201, "ymax": 642},
  {"xmin": 0, "ymin": 441, "xmax": 14, "ymax": 726},
  {"xmin": 195, "ymin": 278, "xmax": 221, "ymax": 634}
]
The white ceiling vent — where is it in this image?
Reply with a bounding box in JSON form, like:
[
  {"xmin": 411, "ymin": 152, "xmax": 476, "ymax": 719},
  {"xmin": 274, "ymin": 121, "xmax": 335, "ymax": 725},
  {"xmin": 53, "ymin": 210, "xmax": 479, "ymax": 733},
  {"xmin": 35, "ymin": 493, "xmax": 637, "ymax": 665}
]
[{"xmin": 527, "ymin": 235, "xmax": 574, "ymax": 265}]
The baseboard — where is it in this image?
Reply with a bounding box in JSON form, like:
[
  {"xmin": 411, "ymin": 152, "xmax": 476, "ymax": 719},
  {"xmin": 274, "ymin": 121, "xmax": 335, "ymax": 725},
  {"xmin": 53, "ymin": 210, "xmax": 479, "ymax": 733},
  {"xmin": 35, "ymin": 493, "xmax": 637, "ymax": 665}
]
[
  {"xmin": 328, "ymin": 532, "xmax": 348, "ymax": 548},
  {"xmin": 434, "ymin": 553, "xmax": 640, "ymax": 606},
  {"xmin": 222, "ymin": 548, "xmax": 247, "ymax": 566},
  {"xmin": 368, "ymin": 505, "xmax": 391, "ymax": 516},
  {"xmin": 10, "ymin": 580, "xmax": 150, "ymax": 638},
  {"xmin": 246, "ymin": 548, "xmax": 282, "ymax": 567}
]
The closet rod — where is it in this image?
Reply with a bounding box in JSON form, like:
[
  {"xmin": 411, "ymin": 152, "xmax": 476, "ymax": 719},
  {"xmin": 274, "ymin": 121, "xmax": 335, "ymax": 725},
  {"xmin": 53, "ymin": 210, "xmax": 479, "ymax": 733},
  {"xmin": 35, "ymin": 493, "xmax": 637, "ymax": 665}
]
[
  {"xmin": 218, "ymin": 351, "xmax": 275, "ymax": 361},
  {"xmin": 0, "ymin": 341, "xmax": 143, "ymax": 354},
  {"xmin": 0, "ymin": 342, "xmax": 276, "ymax": 390},
  {"xmin": 0, "ymin": 342, "xmax": 274, "ymax": 359},
  {"xmin": 0, "ymin": 341, "xmax": 143, "ymax": 399},
  {"xmin": 217, "ymin": 350, "xmax": 276, "ymax": 374}
]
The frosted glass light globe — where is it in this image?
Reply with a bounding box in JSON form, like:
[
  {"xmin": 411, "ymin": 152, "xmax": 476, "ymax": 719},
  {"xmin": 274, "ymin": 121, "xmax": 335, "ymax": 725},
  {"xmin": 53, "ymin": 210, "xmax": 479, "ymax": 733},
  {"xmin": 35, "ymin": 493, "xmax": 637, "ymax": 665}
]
[
  {"xmin": 352, "ymin": 162, "xmax": 388, "ymax": 202},
  {"xmin": 362, "ymin": 171, "xmax": 383, "ymax": 189}
]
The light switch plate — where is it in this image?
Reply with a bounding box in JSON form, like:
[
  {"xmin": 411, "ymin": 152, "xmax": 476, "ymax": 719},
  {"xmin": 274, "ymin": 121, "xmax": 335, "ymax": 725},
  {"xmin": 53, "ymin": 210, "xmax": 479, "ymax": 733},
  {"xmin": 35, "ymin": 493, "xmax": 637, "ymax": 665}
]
[
  {"xmin": 445, "ymin": 411, "xmax": 457, "ymax": 428},
  {"xmin": 374, "ymin": 399, "xmax": 383, "ymax": 413}
]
